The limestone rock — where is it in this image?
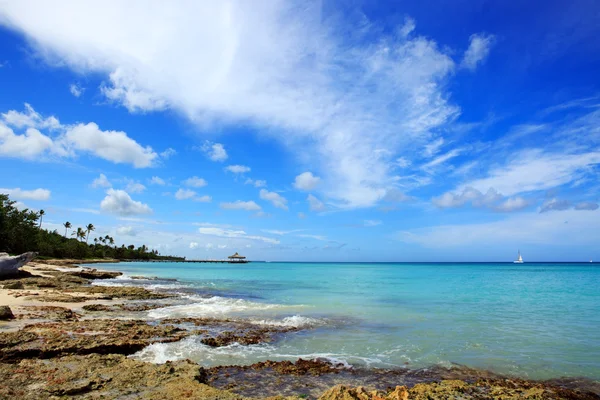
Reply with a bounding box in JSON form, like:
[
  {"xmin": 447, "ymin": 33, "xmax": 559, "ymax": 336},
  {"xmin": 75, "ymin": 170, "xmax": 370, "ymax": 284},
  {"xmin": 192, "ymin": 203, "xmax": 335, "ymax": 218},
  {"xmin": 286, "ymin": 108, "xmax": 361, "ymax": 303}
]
[{"xmin": 0, "ymin": 305, "xmax": 14, "ymax": 320}]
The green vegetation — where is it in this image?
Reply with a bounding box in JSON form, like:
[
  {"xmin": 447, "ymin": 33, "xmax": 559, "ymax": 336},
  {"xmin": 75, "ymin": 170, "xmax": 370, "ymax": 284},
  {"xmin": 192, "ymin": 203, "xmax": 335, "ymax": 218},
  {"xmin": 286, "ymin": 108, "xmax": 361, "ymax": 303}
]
[{"xmin": 0, "ymin": 193, "xmax": 184, "ymax": 261}]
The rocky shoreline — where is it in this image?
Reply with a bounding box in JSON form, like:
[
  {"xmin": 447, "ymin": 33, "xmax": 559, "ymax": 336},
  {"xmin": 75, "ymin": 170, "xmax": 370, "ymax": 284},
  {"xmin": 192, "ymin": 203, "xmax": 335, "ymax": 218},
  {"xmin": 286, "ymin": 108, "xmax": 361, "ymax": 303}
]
[{"xmin": 0, "ymin": 260, "xmax": 599, "ymax": 399}]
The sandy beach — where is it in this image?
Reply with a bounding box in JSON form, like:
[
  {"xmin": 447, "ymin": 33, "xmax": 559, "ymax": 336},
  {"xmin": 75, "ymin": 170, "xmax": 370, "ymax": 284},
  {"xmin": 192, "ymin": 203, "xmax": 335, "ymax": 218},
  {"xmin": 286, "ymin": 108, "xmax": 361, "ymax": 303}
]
[{"xmin": 1, "ymin": 260, "xmax": 599, "ymax": 399}]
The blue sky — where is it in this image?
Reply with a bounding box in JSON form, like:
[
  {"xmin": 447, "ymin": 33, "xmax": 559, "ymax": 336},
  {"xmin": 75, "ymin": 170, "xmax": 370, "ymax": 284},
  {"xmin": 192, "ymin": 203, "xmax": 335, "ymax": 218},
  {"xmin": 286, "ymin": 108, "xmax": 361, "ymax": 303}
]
[{"xmin": 0, "ymin": 0, "xmax": 599, "ymax": 261}]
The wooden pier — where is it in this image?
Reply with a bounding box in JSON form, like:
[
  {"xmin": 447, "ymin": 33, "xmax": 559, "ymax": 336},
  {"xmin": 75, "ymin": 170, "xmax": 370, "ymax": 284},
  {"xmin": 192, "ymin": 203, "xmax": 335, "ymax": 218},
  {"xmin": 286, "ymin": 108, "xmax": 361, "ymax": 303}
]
[{"xmin": 137, "ymin": 259, "xmax": 249, "ymax": 264}]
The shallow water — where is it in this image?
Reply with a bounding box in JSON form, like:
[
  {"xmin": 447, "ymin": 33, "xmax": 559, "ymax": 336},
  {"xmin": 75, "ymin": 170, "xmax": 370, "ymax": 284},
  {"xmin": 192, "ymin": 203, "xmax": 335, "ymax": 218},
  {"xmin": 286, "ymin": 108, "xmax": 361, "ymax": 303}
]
[{"xmin": 87, "ymin": 261, "xmax": 600, "ymax": 380}]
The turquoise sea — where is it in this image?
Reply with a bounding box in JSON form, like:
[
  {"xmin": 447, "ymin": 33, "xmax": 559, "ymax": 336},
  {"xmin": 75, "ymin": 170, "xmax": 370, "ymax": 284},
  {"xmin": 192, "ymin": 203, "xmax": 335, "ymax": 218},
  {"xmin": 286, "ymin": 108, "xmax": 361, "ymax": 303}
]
[{"xmin": 88, "ymin": 261, "xmax": 600, "ymax": 380}]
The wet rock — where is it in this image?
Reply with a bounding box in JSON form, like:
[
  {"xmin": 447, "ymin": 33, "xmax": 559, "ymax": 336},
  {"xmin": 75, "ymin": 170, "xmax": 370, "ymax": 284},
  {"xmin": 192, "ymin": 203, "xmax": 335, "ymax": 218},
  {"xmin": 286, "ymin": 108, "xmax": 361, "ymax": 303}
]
[
  {"xmin": 0, "ymin": 305, "xmax": 15, "ymax": 320},
  {"xmin": 201, "ymin": 328, "xmax": 295, "ymax": 347},
  {"xmin": 0, "ymin": 319, "xmax": 201, "ymax": 362},
  {"xmin": 0, "ymin": 354, "xmax": 245, "ymax": 400},
  {"xmin": 253, "ymin": 359, "xmax": 342, "ymax": 376},
  {"xmin": 82, "ymin": 302, "xmax": 169, "ymax": 312},
  {"xmin": 69, "ymin": 285, "xmax": 174, "ymax": 300},
  {"xmin": 67, "ymin": 268, "xmax": 122, "ymax": 279}
]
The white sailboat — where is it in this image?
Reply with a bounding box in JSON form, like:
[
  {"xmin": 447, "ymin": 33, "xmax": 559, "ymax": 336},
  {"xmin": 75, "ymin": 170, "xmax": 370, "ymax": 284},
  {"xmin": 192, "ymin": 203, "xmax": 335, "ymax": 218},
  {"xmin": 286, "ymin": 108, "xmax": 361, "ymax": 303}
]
[{"xmin": 513, "ymin": 250, "xmax": 524, "ymax": 264}]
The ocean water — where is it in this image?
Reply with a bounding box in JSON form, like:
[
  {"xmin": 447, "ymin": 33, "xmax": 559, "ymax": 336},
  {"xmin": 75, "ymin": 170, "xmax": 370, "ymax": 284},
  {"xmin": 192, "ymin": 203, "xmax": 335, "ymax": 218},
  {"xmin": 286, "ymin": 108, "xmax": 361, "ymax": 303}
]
[{"xmin": 87, "ymin": 261, "xmax": 600, "ymax": 380}]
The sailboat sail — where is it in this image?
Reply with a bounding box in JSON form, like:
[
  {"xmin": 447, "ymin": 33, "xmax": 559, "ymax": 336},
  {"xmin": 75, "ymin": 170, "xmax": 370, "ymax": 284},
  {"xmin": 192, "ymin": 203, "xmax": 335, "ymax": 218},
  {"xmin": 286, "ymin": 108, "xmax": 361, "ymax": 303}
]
[{"xmin": 514, "ymin": 250, "xmax": 524, "ymax": 263}]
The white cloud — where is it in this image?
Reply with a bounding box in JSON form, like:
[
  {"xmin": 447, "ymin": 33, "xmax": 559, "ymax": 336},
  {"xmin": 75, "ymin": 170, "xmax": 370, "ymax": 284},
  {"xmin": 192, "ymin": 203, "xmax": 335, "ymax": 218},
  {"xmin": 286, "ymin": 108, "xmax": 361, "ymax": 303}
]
[
  {"xmin": 293, "ymin": 172, "xmax": 320, "ymax": 191},
  {"xmin": 100, "ymin": 189, "xmax": 152, "ymax": 216},
  {"xmin": 150, "ymin": 176, "xmax": 166, "ymax": 185},
  {"xmin": 307, "ymin": 194, "xmax": 325, "ymax": 212},
  {"xmin": 364, "ymin": 219, "xmax": 382, "ymax": 227},
  {"xmin": 539, "ymin": 198, "xmax": 571, "ymax": 213},
  {"xmin": 91, "ymin": 173, "xmax": 111, "ymax": 188},
  {"xmin": 244, "ymin": 178, "xmax": 267, "ymax": 188},
  {"xmin": 433, "ymin": 187, "xmax": 500, "ymax": 209},
  {"xmin": 461, "ymin": 33, "xmax": 495, "ymax": 71},
  {"xmin": 65, "ymin": 122, "xmax": 157, "ymax": 168},
  {"xmin": 457, "ymin": 150, "xmax": 600, "ymax": 197},
  {"xmin": 220, "ymin": 200, "xmax": 261, "ymax": 211},
  {"xmin": 575, "ymin": 201, "xmax": 599, "ymax": 211},
  {"xmin": 259, "ymin": 189, "xmax": 288, "ymax": 210},
  {"xmin": 298, "ymin": 212, "xmax": 306, "ymax": 219},
  {"xmin": 433, "ymin": 187, "xmax": 529, "ymax": 213},
  {"xmin": 0, "ymin": 187, "xmax": 50, "ymax": 201},
  {"xmin": 160, "ymin": 148, "xmax": 177, "ymax": 159},
  {"xmin": 189, "ymin": 241, "xmax": 199, "ymax": 249},
  {"xmin": 495, "ymin": 196, "xmax": 529, "ymax": 212},
  {"xmin": 198, "ymin": 227, "xmax": 278, "ymax": 244},
  {"xmin": 69, "ymin": 83, "xmax": 84, "ymax": 97},
  {"xmin": 0, "ymin": 124, "xmax": 56, "ymax": 158},
  {"xmin": 0, "ymin": 104, "xmax": 158, "ymax": 167},
  {"xmin": 225, "ymin": 165, "xmax": 250, "ymax": 174},
  {"xmin": 0, "ymin": 4, "xmax": 463, "ymax": 208},
  {"xmin": 126, "ymin": 181, "xmax": 146, "ymax": 193},
  {"xmin": 175, "ymin": 188, "xmax": 197, "ymax": 200},
  {"xmin": 183, "ymin": 176, "xmax": 207, "ymax": 187},
  {"xmin": 116, "ymin": 226, "xmax": 136, "ymax": 236},
  {"xmin": 2, "ymin": 103, "xmax": 60, "ymax": 130},
  {"xmin": 200, "ymin": 141, "xmax": 228, "ymax": 162}
]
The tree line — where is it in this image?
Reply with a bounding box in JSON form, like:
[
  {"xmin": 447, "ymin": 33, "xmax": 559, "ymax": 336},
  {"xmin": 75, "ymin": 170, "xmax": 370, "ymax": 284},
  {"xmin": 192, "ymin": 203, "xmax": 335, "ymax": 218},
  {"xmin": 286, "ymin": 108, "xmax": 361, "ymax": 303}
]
[{"xmin": 0, "ymin": 193, "xmax": 184, "ymax": 261}]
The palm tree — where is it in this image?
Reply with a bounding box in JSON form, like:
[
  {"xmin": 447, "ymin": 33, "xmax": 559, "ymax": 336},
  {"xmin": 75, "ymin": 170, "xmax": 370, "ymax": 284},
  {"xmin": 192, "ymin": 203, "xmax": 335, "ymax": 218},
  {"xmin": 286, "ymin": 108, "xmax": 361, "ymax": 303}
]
[
  {"xmin": 72, "ymin": 227, "xmax": 85, "ymax": 241},
  {"xmin": 63, "ymin": 221, "xmax": 72, "ymax": 237},
  {"xmin": 38, "ymin": 209, "xmax": 45, "ymax": 229},
  {"xmin": 85, "ymin": 223, "xmax": 95, "ymax": 244}
]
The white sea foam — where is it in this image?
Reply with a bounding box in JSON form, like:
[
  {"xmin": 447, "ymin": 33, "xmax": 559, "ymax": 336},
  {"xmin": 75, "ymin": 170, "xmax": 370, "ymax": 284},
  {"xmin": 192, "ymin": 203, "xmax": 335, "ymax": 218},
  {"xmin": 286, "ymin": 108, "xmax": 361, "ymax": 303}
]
[
  {"xmin": 249, "ymin": 315, "xmax": 326, "ymax": 328},
  {"xmin": 132, "ymin": 336, "xmax": 389, "ymax": 369},
  {"xmin": 91, "ymin": 279, "xmax": 187, "ymax": 290},
  {"xmin": 147, "ymin": 296, "xmax": 293, "ymax": 318}
]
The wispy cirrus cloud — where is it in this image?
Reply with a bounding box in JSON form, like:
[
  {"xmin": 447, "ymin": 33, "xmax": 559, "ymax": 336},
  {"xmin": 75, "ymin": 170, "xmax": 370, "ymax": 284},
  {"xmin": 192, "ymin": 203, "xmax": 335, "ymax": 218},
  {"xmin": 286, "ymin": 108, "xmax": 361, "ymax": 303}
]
[
  {"xmin": 0, "ymin": 2, "xmax": 473, "ymax": 209},
  {"xmin": 197, "ymin": 227, "xmax": 279, "ymax": 244}
]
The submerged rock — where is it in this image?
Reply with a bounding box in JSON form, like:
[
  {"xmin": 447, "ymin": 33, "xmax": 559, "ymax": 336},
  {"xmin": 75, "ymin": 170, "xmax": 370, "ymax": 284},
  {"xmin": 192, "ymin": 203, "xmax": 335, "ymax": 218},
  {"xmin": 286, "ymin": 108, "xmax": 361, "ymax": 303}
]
[
  {"xmin": 0, "ymin": 305, "xmax": 15, "ymax": 320},
  {"xmin": 67, "ymin": 268, "xmax": 122, "ymax": 279}
]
